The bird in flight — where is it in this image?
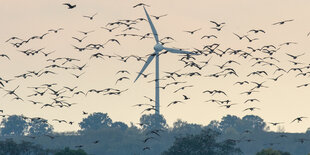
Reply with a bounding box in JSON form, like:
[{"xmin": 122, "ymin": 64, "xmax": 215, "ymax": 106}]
[
  {"xmin": 75, "ymin": 145, "xmax": 83, "ymax": 149},
  {"xmin": 151, "ymin": 14, "xmax": 168, "ymax": 20},
  {"xmin": 280, "ymin": 42, "xmax": 297, "ymax": 46},
  {"xmin": 244, "ymin": 98, "xmax": 260, "ymax": 104},
  {"xmin": 244, "ymin": 36, "xmax": 258, "ymax": 42},
  {"xmin": 268, "ymin": 122, "xmax": 284, "ymax": 126},
  {"xmin": 3, "ymin": 85, "xmax": 19, "ymax": 97},
  {"xmin": 105, "ymin": 39, "xmax": 120, "ymax": 45},
  {"xmin": 220, "ymin": 103, "xmax": 237, "ymax": 109},
  {"xmin": 233, "ymin": 33, "xmax": 246, "ymax": 40},
  {"xmin": 116, "ymin": 70, "xmax": 130, "ymax": 75},
  {"xmin": 53, "ymin": 119, "xmax": 67, "ymax": 123},
  {"xmin": 167, "ymin": 101, "xmax": 184, "ymax": 107},
  {"xmin": 78, "ymin": 30, "xmax": 95, "ymax": 35},
  {"xmin": 251, "ymin": 81, "xmax": 268, "ymax": 89},
  {"xmin": 297, "ymin": 83, "xmax": 310, "ymax": 88},
  {"xmin": 286, "ymin": 53, "xmax": 305, "ymax": 59},
  {"xmin": 248, "ymin": 29, "xmax": 265, "ymax": 33},
  {"xmin": 183, "ymin": 95, "xmax": 190, "ymax": 100},
  {"xmin": 0, "ymin": 54, "xmax": 10, "ymax": 60},
  {"xmin": 93, "ymin": 140, "xmax": 100, "ymax": 144},
  {"xmin": 41, "ymin": 104, "xmax": 54, "ymax": 109},
  {"xmin": 73, "ymin": 64, "xmax": 87, "ymax": 71},
  {"xmin": 201, "ymin": 35, "xmax": 217, "ymax": 39},
  {"xmin": 184, "ymin": 28, "xmax": 202, "ymax": 35},
  {"xmin": 72, "ymin": 36, "xmax": 87, "ymax": 42},
  {"xmin": 241, "ymin": 90, "xmax": 259, "ymax": 95},
  {"xmin": 269, "ymin": 74, "xmax": 283, "ymax": 81},
  {"xmin": 210, "ymin": 21, "xmax": 225, "ymax": 27},
  {"xmin": 71, "ymin": 72, "xmax": 85, "ymax": 79},
  {"xmin": 272, "ymin": 19, "xmax": 294, "ymax": 25},
  {"xmin": 247, "ymin": 70, "xmax": 268, "ymax": 77},
  {"xmin": 288, "ymin": 60, "xmax": 303, "ymax": 66},
  {"xmin": 143, "ymin": 137, "xmax": 155, "ymax": 143},
  {"xmin": 41, "ymin": 50, "xmax": 55, "ymax": 57},
  {"xmin": 173, "ymin": 85, "xmax": 193, "ymax": 93},
  {"xmin": 48, "ymin": 28, "xmax": 64, "ymax": 33},
  {"xmin": 243, "ymin": 107, "xmax": 260, "ymax": 112},
  {"xmin": 133, "ymin": 3, "xmax": 150, "ymax": 8},
  {"xmin": 295, "ymin": 72, "xmax": 310, "ymax": 77},
  {"xmin": 234, "ymin": 81, "xmax": 249, "ymax": 85},
  {"xmin": 63, "ymin": 3, "xmax": 76, "ymax": 9},
  {"xmin": 132, "ymin": 103, "xmax": 153, "ymax": 107},
  {"xmin": 144, "ymin": 96, "xmax": 156, "ymax": 103},
  {"xmin": 115, "ymin": 77, "xmax": 129, "ymax": 85},
  {"xmin": 141, "ymin": 107, "xmax": 158, "ymax": 114},
  {"xmin": 211, "ymin": 26, "xmax": 224, "ymax": 31},
  {"xmin": 83, "ymin": 13, "xmax": 98, "ymax": 20},
  {"xmin": 5, "ymin": 36, "xmax": 22, "ymax": 42},
  {"xmin": 101, "ymin": 26, "xmax": 119, "ymax": 32},
  {"xmin": 137, "ymin": 72, "xmax": 152, "ymax": 78},
  {"xmin": 291, "ymin": 117, "xmax": 307, "ymax": 123},
  {"xmin": 288, "ymin": 67, "xmax": 303, "ymax": 73}
]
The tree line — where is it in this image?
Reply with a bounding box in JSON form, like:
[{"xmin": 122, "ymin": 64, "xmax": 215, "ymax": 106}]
[{"xmin": 0, "ymin": 113, "xmax": 309, "ymax": 154}]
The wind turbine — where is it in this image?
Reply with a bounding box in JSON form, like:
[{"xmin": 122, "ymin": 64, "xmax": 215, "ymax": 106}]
[{"xmin": 135, "ymin": 7, "xmax": 198, "ymax": 115}]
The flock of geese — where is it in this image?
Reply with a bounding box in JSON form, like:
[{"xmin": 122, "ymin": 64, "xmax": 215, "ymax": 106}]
[{"xmin": 0, "ymin": 1, "xmax": 310, "ymax": 152}]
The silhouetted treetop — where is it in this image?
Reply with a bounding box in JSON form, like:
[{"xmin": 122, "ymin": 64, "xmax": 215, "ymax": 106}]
[
  {"xmin": 1, "ymin": 115, "xmax": 28, "ymax": 136},
  {"xmin": 162, "ymin": 129, "xmax": 242, "ymax": 155},
  {"xmin": 79, "ymin": 112, "xmax": 113, "ymax": 131},
  {"xmin": 140, "ymin": 114, "xmax": 168, "ymax": 131}
]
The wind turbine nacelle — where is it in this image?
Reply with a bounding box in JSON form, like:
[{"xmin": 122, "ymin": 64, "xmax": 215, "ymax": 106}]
[{"xmin": 154, "ymin": 43, "xmax": 164, "ymax": 51}]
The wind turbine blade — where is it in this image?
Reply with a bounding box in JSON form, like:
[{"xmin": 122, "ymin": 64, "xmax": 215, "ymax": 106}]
[
  {"xmin": 143, "ymin": 7, "xmax": 159, "ymax": 44},
  {"xmin": 163, "ymin": 47, "xmax": 199, "ymax": 55},
  {"xmin": 134, "ymin": 52, "xmax": 156, "ymax": 82}
]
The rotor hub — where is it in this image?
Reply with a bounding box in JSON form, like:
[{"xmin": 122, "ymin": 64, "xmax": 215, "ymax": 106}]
[{"xmin": 154, "ymin": 43, "xmax": 164, "ymax": 51}]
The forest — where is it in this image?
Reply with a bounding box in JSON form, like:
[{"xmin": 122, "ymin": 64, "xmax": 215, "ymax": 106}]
[{"xmin": 0, "ymin": 113, "xmax": 309, "ymax": 155}]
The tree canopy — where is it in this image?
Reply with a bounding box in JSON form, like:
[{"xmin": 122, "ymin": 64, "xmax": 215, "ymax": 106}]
[
  {"xmin": 0, "ymin": 114, "xmax": 308, "ymax": 155},
  {"xmin": 162, "ymin": 129, "xmax": 242, "ymax": 155},
  {"xmin": 218, "ymin": 115, "xmax": 266, "ymax": 134},
  {"xmin": 1, "ymin": 115, "xmax": 28, "ymax": 136},
  {"xmin": 0, "ymin": 138, "xmax": 51, "ymax": 154},
  {"xmin": 79, "ymin": 112, "xmax": 113, "ymax": 131},
  {"xmin": 139, "ymin": 114, "xmax": 168, "ymax": 131},
  {"xmin": 28, "ymin": 119, "xmax": 53, "ymax": 135}
]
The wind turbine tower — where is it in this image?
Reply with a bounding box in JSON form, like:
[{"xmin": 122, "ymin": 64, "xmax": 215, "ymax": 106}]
[{"xmin": 135, "ymin": 7, "xmax": 198, "ymax": 115}]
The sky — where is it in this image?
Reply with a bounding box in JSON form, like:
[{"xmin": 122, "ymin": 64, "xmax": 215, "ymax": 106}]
[{"xmin": 1, "ymin": 0, "xmax": 310, "ymax": 133}]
